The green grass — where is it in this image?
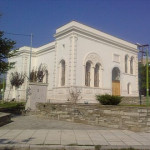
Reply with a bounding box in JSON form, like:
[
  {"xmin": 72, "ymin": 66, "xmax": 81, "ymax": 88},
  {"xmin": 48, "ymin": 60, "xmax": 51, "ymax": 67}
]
[
  {"xmin": 0, "ymin": 101, "xmax": 25, "ymax": 108},
  {"xmin": 0, "ymin": 101, "xmax": 25, "ymax": 114}
]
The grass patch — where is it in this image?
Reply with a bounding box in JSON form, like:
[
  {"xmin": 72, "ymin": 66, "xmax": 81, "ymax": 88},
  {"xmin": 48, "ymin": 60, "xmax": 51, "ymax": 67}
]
[
  {"xmin": 95, "ymin": 145, "xmax": 101, "ymax": 150},
  {"xmin": 0, "ymin": 101, "xmax": 25, "ymax": 114}
]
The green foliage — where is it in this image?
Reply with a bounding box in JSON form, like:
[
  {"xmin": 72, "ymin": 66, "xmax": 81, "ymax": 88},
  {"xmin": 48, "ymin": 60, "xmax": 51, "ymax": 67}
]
[
  {"xmin": 10, "ymin": 72, "xmax": 25, "ymax": 88},
  {"xmin": 0, "ymin": 101, "xmax": 25, "ymax": 114},
  {"xmin": 96, "ymin": 94, "xmax": 122, "ymax": 105},
  {"xmin": 30, "ymin": 63, "xmax": 48, "ymax": 83},
  {"xmin": 139, "ymin": 62, "xmax": 150, "ymax": 96},
  {"xmin": 95, "ymin": 145, "xmax": 101, "ymax": 150},
  {"xmin": 0, "ymin": 31, "xmax": 16, "ymax": 75}
]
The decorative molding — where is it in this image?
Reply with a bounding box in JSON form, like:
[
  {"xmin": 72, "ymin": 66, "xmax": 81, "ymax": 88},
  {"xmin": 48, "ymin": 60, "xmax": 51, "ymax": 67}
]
[
  {"xmin": 54, "ymin": 26, "xmax": 138, "ymax": 53},
  {"xmin": 68, "ymin": 36, "xmax": 73, "ymax": 85},
  {"xmin": 53, "ymin": 42, "xmax": 57, "ymax": 87},
  {"xmin": 84, "ymin": 52, "xmax": 103, "ymax": 67},
  {"xmin": 73, "ymin": 35, "xmax": 78, "ymax": 85}
]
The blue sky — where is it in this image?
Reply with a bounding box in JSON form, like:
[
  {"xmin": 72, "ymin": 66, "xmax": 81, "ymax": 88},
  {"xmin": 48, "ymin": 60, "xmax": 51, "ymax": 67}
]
[{"xmin": 0, "ymin": 0, "xmax": 150, "ymax": 49}]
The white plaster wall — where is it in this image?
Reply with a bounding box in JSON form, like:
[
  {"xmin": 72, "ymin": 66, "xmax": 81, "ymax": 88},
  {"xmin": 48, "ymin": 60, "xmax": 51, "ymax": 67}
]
[
  {"xmin": 55, "ymin": 36, "xmax": 71, "ymax": 87},
  {"xmin": 35, "ymin": 50, "xmax": 55, "ymax": 90},
  {"xmin": 4, "ymin": 47, "xmax": 36, "ymax": 101},
  {"xmin": 75, "ymin": 34, "xmax": 138, "ymax": 97}
]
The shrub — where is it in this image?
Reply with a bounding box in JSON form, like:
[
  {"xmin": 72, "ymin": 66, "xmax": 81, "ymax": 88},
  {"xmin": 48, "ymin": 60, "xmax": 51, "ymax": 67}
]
[
  {"xmin": 96, "ymin": 94, "xmax": 122, "ymax": 105},
  {"xmin": 10, "ymin": 72, "xmax": 25, "ymax": 88},
  {"xmin": 0, "ymin": 101, "xmax": 25, "ymax": 114}
]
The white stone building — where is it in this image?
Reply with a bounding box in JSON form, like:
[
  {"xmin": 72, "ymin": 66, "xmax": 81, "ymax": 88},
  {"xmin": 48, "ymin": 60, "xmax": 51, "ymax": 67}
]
[{"xmin": 4, "ymin": 21, "xmax": 139, "ymax": 103}]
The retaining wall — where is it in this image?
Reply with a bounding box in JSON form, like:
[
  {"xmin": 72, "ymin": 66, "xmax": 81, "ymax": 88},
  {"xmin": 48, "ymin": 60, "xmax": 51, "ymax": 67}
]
[{"xmin": 36, "ymin": 103, "xmax": 150, "ymax": 132}]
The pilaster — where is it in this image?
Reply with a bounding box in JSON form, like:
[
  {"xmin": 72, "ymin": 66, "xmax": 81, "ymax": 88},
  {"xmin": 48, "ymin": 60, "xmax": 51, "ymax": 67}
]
[
  {"xmin": 68, "ymin": 34, "xmax": 78, "ymax": 86},
  {"xmin": 53, "ymin": 42, "xmax": 57, "ymax": 87}
]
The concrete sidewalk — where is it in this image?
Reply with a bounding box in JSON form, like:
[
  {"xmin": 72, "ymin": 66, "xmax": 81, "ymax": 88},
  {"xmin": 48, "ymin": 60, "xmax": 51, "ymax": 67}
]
[{"xmin": 0, "ymin": 129, "xmax": 150, "ymax": 149}]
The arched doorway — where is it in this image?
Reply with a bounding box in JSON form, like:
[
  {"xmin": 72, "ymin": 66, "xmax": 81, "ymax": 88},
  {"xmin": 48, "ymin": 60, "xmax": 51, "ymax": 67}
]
[{"xmin": 112, "ymin": 67, "xmax": 120, "ymax": 96}]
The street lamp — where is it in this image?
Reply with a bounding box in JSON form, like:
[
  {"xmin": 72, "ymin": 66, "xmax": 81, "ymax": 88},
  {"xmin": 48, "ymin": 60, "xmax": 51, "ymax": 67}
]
[{"xmin": 136, "ymin": 43, "xmax": 149, "ymax": 106}]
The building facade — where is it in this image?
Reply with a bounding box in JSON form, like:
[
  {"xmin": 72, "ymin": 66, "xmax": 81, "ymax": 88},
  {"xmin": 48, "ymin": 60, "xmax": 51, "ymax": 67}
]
[{"xmin": 4, "ymin": 21, "xmax": 139, "ymax": 103}]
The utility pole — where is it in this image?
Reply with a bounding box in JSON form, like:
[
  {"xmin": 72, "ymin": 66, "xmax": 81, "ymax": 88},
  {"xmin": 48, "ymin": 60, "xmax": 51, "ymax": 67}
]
[
  {"xmin": 29, "ymin": 33, "xmax": 33, "ymax": 81},
  {"xmin": 139, "ymin": 46, "xmax": 145, "ymax": 65},
  {"xmin": 146, "ymin": 47, "xmax": 149, "ymax": 106},
  {"xmin": 2, "ymin": 74, "xmax": 5, "ymax": 101},
  {"xmin": 136, "ymin": 43, "xmax": 149, "ymax": 106}
]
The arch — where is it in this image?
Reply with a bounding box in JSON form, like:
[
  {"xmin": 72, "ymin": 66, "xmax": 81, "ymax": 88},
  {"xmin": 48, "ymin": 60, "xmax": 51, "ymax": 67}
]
[
  {"xmin": 83, "ymin": 52, "xmax": 103, "ymax": 67},
  {"xmin": 112, "ymin": 67, "xmax": 120, "ymax": 96},
  {"xmin": 125, "ymin": 55, "xmax": 129, "ymax": 73},
  {"xmin": 83, "ymin": 52, "xmax": 103, "ymax": 87},
  {"xmin": 85, "ymin": 61, "xmax": 91, "ymax": 86},
  {"xmin": 112, "ymin": 67, "xmax": 120, "ymax": 81},
  {"xmin": 94, "ymin": 63, "xmax": 100, "ymax": 87},
  {"xmin": 130, "ymin": 56, "xmax": 134, "ymax": 74},
  {"xmin": 127, "ymin": 82, "xmax": 131, "ymax": 94},
  {"xmin": 60, "ymin": 59, "xmax": 65, "ymax": 86},
  {"xmin": 41, "ymin": 63, "xmax": 48, "ymax": 83}
]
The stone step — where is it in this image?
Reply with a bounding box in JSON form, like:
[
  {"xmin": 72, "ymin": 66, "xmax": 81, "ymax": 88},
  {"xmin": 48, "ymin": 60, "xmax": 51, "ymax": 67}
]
[{"xmin": 0, "ymin": 112, "xmax": 11, "ymax": 127}]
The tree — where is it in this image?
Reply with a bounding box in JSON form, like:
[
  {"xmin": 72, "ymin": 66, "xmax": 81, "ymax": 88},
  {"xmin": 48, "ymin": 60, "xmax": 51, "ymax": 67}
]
[
  {"xmin": 0, "ymin": 31, "xmax": 16, "ymax": 75},
  {"xmin": 68, "ymin": 87, "xmax": 82, "ymax": 105},
  {"xmin": 30, "ymin": 64, "xmax": 48, "ymax": 83},
  {"xmin": 10, "ymin": 72, "xmax": 25, "ymax": 88},
  {"xmin": 139, "ymin": 62, "xmax": 150, "ymax": 96}
]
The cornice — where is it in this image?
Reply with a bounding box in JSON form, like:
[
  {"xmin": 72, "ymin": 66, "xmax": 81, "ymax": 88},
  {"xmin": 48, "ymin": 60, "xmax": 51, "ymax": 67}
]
[
  {"xmin": 36, "ymin": 45, "xmax": 55, "ymax": 55},
  {"xmin": 14, "ymin": 45, "xmax": 55, "ymax": 57},
  {"xmin": 54, "ymin": 26, "xmax": 138, "ymax": 53}
]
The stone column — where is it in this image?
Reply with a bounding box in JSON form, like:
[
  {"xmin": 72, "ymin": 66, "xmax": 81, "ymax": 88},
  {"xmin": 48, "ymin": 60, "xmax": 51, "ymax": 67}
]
[
  {"xmin": 128, "ymin": 56, "xmax": 130, "ymax": 74},
  {"xmin": 90, "ymin": 66, "xmax": 95, "ymax": 87}
]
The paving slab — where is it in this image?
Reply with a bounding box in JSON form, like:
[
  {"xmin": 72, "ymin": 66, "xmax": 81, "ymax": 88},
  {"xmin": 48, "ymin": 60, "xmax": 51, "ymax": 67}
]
[
  {"xmin": 123, "ymin": 141, "xmax": 143, "ymax": 146},
  {"xmin": 44, "ymin": 130, "xmax": 61, "ymax": 145},
  {"xmin": 27, "ymin": 130, "xmax": 48, "ymax": 145},
  {"xmin": 12, "ymin": 130, "xmax": 36, "ymax": 144},
  {"xmin": 61, "ymin": 130, "xmax": 76, "ymax": 145},
  {"xmin": 0, "ymin": 130, "xmax": 10, "ymax": 137},
  {"xmin": 0, "ymin": 129, "xmax": 149, "ymax": 148},
  {"xmin": 98, "ymin": 130, "xmax": 121, "ymax": 142},
  {"xmin": 110, "ymin": 130, "xmax": 137, "ymax": 142},
  {"xmin": 87, "ymin": 130, "xmax": 108, "ymax": 145},
  {"xmin": 74, "ymin": 130, "xmax": 93, "ymax": 145},
  {"xmin": 108, "ymin": 141, "xmax": 126, "ymax": 145},
  {"xmin": 0, "ymin": 130, "xmax": 23, "ymax": 144}
]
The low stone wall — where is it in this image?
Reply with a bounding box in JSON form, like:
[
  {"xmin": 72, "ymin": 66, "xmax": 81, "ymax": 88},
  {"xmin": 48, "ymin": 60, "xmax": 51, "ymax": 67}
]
[
  {"xmin": 36, "ymin": 103, "xmax": 150, "ymax": 132},
  {"xmin": 121, "ymin": 96, "xmax": 146, "ymax": 105}
]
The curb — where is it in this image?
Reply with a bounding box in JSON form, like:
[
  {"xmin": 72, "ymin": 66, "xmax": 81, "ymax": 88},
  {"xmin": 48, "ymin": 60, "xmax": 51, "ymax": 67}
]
[{"xmin": 0, "ymin": 144, "xmax": 150, "ymax": 150}]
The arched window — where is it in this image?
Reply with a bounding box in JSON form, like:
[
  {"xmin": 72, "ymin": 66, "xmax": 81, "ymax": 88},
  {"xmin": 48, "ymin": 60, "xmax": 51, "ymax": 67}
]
[
  {"xmin": 85, "ymin": 61, "xmax": 91, "ymax": 86},
  {"xmin": 125, "ymin": 55, "xmax": 128, "ymax": 73},
  {"xmin": 127, "ymin": 83, "xmax": 131, "ymax": 94},
  {"xmin": 94, "ymin": 64, "xmax": 100, "ymax": 87},
  {"xmin": 45, "ymin": 70, "xmax": 48, "ymax": 83},
  {"xmin": 130, "ymin": 57, "xmax": 134, "ymax": 74},
  {"xmin": 112, "ymin": 67, "xmax": 120, "ymax": 96},
  {"xmin": 60, "ymin": 60, "xmax": 65, "ymax": 86},
  {"xmin": 112, "ymin": 67, "xmax": 120, "ymax": 81}
]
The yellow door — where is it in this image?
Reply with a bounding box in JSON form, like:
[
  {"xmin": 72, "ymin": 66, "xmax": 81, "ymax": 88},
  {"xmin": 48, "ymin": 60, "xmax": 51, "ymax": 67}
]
[{"xmin": 112, "ymin": 81, "xmax": 120, "ymax": 96}]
